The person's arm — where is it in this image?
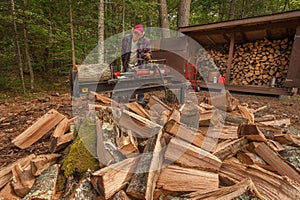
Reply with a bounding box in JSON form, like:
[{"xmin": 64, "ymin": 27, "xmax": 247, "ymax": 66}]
[
  {"xmin": 144, "ymin": 38, "xmax": 151, "ymax": 59},
  {"xmin": 137, "ymin": 38, "xmax": 151, "ymax": 64}
]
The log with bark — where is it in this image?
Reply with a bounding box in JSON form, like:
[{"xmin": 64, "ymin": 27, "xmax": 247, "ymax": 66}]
[
  {"xmin": 22, "ymin": 164, "xmax": 59, "ymax": 200},
  {"xmin": 92, "ymin": 155, "xmax": 140, "ymax": 199},
  {"xmin": 0, "ymin": 154, "xmax": 35, "ymax": 189},
  {"xmin": 126, "ymin": 132, "xmax": 160, "ymax": 199},
  {"xmin": 199, "ymin": 38, "xmax": 292, "ymax": 87},
  {"xmin": 251, "ymin": 142, "xmax": 300, "ymax": 184}
]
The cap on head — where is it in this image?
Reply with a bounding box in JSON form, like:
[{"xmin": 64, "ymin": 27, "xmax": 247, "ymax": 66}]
[{"xmin": 133, "ymin": 24, "xmax": 144, "ymax": 35}]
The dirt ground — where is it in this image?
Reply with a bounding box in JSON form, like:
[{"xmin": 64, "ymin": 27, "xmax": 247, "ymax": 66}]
[{"xmin": 0, "ymin": 89, "xmax": 299, "ymax": 169}]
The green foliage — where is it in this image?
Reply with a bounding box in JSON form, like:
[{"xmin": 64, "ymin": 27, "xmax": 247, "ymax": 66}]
[
  {"xmin": 189, "ymin": 0, "xmax": 300, "ymax": 26},
  {"xmin": 1, "ymin": 0, "xmax": 299, "ymax": 94}
]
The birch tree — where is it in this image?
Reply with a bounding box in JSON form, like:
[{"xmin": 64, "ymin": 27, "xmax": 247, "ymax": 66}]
[
  {"xmin": 11, "ymin": 0, "xmax": 26, "ymax": 94},
  {"xmin": 98, "ymin": 0, "xmax": 105, "ymax": 63},
  {"xmin": 69, "ymin": 0, "xmax": 76, "ymax": 68}
]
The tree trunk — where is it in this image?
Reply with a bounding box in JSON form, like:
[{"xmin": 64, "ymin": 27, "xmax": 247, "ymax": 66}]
[
  {"xmin": 177, "ymin": 0, "xmax": 191, "ymax": 28},
  {"xmin": 11, "ymin": 0, "xmax": 26, "ymax": 94},
  {"xmin": 68, "ymin": 0, "xmax": 76, "ymax": 67},
  {"xmin": 158, "ymin": 0, "xmax": 170, "ymax": 38},
  {"xmin": 98, "ymin": 0, "xmax": 105, "ymax": 64},
  {"xmin": 240, "ymin": 0, "xmax": 246, "ymax": 18},
  {"xmin": 219, "ymin": 0, "xmax": 226, "ymax": 21},
  {"xmin": 229, "ymin": 0, "xmax": 236, "ymax": 20},
  {"xmin": 22, "ymin": 0, "xmax": 34, "ymax": 89},
  {"xmin": 122, "ymin": 0, "xmax": 125, "ymax": 36}
]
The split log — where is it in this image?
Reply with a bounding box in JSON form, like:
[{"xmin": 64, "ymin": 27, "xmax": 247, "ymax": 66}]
[
  {"xmin": 237, "ymin": 123, "xmax": 267, "ymax": 142},
  {"xmin": 237, "ymin": 150, "xmax": 266, "ymax": 165},
  {"xmin": 238, "ymin": 105, "xmax": 254, "ymax": 124},
  {"xmin": 153, "ymin": 189, "xmax": 183, "ymax": 200},
  {"xmin": 116, "ymin": 130, "xmax": 139, "ymax": 157},
  {"xmin": 162, "ymin": 109, "xmax": 181, "ymax": 144},
  {"xmin": 164, "ymin": 119, "xmax": 217, "ymax": 152},
  {"xmin": 11, "ymin": 164, "xmax": 35, "ymax": 197},
  {"xmin": 255, "ymin": 115, "xmax": 276, "ymax": 122},
  {"xmin": 274, "ymin": 133, "xmax": 300, "ymax": 147},
  {"xmin": 253, "ymin": 105, "xmax": 269, "ymax": 117},
  {"xmin": 22, "ymin": 164, "xmax": 59, "ymax": 200},
  {"xmin": 118, "ymin": 110, "xmax": 161, "ymax": 138},
  {"xmin": 260, "ymin": 118, "xmax": 291, "ymax": 127},
  {"xmin": 202, "ymin": 125, "xmax": 238, "ymax": 140},
  {"xmin": 30, "ymin": 154, "xmax": 61, "ymax": 176},
  {"xmin": 220, "ymin": 160, "xmax": 300, "ymax": 200},
  {"xmin": 147, "ymin": 96, "xmax": 172, "ymax": 112},
  {"xmin": 199, "ymin": 102, "xmax": 214, "ymax": 110},
  {"xmin": 252, "ymin": 142, "xmax": 300, "ymax": 184},
  {"xmin": 224, "ymin": 113, "xmax": 249, "ymax": 125},
  {"xmin": 96, "ymin": 121, "xmax": 125, "ymax": 167},
  {"xmin": 145, "ymin": 130, "xmax": 165, "ymax": 200},
  {"xmin": 199, "ymin": 110, "xmax": 214, "ymax": 127},
  {"xmin": 68, "ymin": 171, "xmax": 97, "ymax": 200},
  {"xmin": 0, "ymin": 181, "xmax": 20, "ymax": 199},
  {"xmin": 52, "ymin": 118, "xmax": 70, "ymax": 138},
  {"xmin": 112, "ymin": 190, "xmax": 131, "ymax": 200},
  {"xmin": 207, "ymin": 91, "xmax": 239, "ymax": 112},
  {"xmin": 12, "ymin": 109, "xmax": 65, "ymax": 149},
  {"xmin": 156, "ymin": 165, "xmax": 219, "ymax": 192},
  {"xmin": 147, "ymin": 96, "xmax": 172, "ymax": 125},
  {"xmin": 50, "ymin": 132, "xmax": 74, "ymax": 152},
  {"xmin": 167, "ymin": 109, "xmax": 180, "ymax": 123},
  {"xmin": 213, "ymin": 137, "xmax": 248, "ymax": 161},
  {"xmin": 92, "ymin": 156, "xmax": 140, "ymax": 199},
  {"xmin": 185, "ymin": 178, "xmax": 263, "ymax": 200},
  {"xmin": 236, "ymin": 150, "xmax": 276, "ymax": 172},
  {"xmin": 90, "ymin": 91, "xmax": 118, "ymax": 105},
  {"xmin": 126, "ymin": 133, "xmax": 159, "ymax": 199},
  {"xmin": 0, "ymin": 154, "xmax": 35, "ymax": 189},
  {"xmin": 164, "ymin": 137, "xmax": 222, "ymax": 172},
  {"xmin": 180, "ymin": 104, "xmax": 200, "ymax": 129},
  {"xmin": 267, "ymin": 139, "xmax": 285, "ymax": 152},
  {"xmin": 257, "ymin": 123, "xmax": 282, "ymax": 138},
  {"xmin": 126, "ymin": 102, "xmax": 151, "ymax": 120}
]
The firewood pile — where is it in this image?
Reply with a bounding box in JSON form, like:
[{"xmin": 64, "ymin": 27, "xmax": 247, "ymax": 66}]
[
  {"xmin": 197, "ymin": 37, "xmax": 292, "ymax": 87},
  {"xmin": 1, "ymin": 91, "xmax": 300, "ymax": 199}
]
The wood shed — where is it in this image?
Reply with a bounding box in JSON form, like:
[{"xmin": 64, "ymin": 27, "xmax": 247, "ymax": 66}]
[{"xmin": 176, "ymin": 10, "xmax": 300, "ymax": 95}]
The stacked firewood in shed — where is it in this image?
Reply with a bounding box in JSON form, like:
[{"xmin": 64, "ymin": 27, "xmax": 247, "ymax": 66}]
[
  {"xmin": 197, "ymin": 37, "xmax": 292, "ymax": 87},
  {"xmin": 1, "ymin": 91, "xmax": 300, "ymax": 199}
]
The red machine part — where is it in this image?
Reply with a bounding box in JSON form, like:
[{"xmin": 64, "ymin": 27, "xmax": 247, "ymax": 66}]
[{"xmin": 186, "ymin": 56, "xmax": 200, "ymax": 92}]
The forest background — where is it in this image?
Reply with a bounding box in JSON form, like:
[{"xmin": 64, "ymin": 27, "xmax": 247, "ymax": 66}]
[{"xmin": 1, "ymin": 0, "xmax": 300, "ymax": 96}]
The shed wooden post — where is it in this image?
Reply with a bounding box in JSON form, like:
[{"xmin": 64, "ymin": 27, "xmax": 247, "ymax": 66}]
[
  {"xmin": 286, "ymin": 26, "xmax": 300, "ymax": 89},
  {"xmin": 226, "ymin": 33, "xmax": 235, "ymax": 84}
]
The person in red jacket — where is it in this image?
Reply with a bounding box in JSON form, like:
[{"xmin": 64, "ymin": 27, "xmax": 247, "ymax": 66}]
[
  {"xmin": 121, "ymin": 24, "xmax": 151, "ymax": 72},
  {"xmin": 121, "ymin": 24, "xmax": 151, "ymax": 102}
]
